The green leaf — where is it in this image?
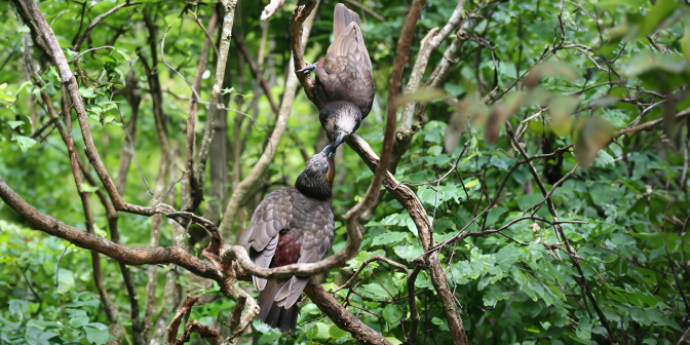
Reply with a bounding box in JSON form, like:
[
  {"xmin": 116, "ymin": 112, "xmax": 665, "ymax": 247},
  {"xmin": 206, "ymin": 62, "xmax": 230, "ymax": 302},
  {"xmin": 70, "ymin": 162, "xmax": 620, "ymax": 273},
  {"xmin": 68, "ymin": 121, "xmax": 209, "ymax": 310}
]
[
  {"xmin": 360, "ymin": 283, "xmax": 389, "ymax": 300},
  {"xmin": 371, "ymin": 232, "xmax": 407, "ymax": 246},
  {"xmin": 0, "ymin": 315, "xmax": 21, "ymax": 330},
  {"xmin": 638, "ymin": 0, "xmax": 680, "ymax": 39},
  {"xmin": 329, "ymin": 324, "xmax": 347, "ymax": 339},
  {"xmin": 393, "ymin": 244, "xmax": 423, "ymax": 262},
  {"xmin": 17, "ymin": 25, "xmax": 31, "ymax": 33},
  {"xmin": 12, "ymin": 135, "xmax": 37, "ymax": 152},
  {"xmin": 115, "ymin": 49, "xmax": 130, "ymax": 61},
  {"xmin": 386, "ymin": 337, "xmax": 403, "ymax": 345},
  {"xmin": 8, "ymin": 120, "xmax": 24, "ymax": 129},
  {"xmin": 84, "ymin": 324, "xmax": 110, "ymax": 344},
  {"xmin": 56, "ymin": 269, "xmax": 75, "ymax": 294},
  {"xmin": 79, "ymin": 183, "xmax": 99, "ymax": 193},
  {"xmin": 70, "ymin": 315, "xmax": 89, "ymax": 328},
  {"xmin": 382, "ymin": 305, "xmax": 403, "ymax": 324},
  {"xmin": 9, "ymin": 299, "xmax": 28, "ymax": 319},
  {"xmin": 682, "ymin": 21, "xmax": 690, "ymax": 63},
  {"xmin": 79, "ymin": 87, "xmax": 96, "ymax": 99},
  {"xmin": 576, "ymin": 317, "xmax": 592, "ymax": 341}
]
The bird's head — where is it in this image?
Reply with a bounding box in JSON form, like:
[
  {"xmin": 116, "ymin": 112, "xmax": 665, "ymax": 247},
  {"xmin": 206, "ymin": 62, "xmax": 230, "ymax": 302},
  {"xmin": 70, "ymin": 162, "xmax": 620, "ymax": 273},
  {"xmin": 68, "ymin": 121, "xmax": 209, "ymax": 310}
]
[
  {"xmin": 295, "ymin": 149, "xmax": 335, "ymax": 201},
  {"xmin": 321, "ymin": 101, "xmax": 362, "ymax": 153}
]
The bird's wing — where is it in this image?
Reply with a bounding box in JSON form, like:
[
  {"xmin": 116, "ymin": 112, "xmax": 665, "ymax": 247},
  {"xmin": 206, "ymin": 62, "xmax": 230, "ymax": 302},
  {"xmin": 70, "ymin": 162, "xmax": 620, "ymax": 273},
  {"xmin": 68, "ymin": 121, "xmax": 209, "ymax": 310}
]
[
  {"xmin": 238, "ymin": 188, "xmax": 293, "ymax": 290},
  {"xmin": 274, "ymin": 201, "xmax": 334, "ymax": 308}
]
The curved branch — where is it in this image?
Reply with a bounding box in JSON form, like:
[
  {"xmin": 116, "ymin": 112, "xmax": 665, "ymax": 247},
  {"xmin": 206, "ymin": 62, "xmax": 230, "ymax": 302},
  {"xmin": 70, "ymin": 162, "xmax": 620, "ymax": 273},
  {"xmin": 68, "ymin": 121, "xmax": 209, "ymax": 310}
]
[
  {"xmin": 303, "ymin": 279, "xmax": 392, "ymax": 345},
  {"xmin": 0, "ymin": 176, "xmax": 224, "ymax": 282}
]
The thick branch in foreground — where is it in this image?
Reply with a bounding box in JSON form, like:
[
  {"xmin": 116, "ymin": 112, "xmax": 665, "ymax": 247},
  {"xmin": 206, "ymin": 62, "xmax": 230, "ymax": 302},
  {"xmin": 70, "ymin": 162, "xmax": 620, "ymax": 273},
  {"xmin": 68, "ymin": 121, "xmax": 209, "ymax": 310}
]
[
  {"xmin": 345, "ymin": 135, "xmax": 470, "ymax": 345},
  {"xmin": 0, "ymin": 177, "xmax": 224, "ymax": 282},
  {"xmin": 304, "ymin": 279, "xmax": 392, "ymax": 345}
]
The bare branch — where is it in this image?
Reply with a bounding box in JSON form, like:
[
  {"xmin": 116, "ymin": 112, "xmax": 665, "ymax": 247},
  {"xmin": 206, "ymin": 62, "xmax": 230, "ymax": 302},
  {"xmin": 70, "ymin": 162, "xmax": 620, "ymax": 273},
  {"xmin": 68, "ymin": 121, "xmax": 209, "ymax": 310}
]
[
  {"xmin": 289, "ymin": 0, "xmax": 318, "ymax": 103},
  {"xmin": 72, "ymin": 2, "xmax": 140, "ymax": 51},
  {"xmin": 260, "ymin": 0, "xmax": 289, "ymax": 21},
  {"xmin": 334, "ymin": 255, "xmax": 409, "ymax": 293},
  {"xmin": 193, "ymin": 0, "xmax": 239, "ymax": 211},
  {"xmin": 183, "ymin": 10, "xmax": 218, "ymax": 212},
  {"xmin": 168, "ymin": 296, "xmax": 199, "ymax": 344}
]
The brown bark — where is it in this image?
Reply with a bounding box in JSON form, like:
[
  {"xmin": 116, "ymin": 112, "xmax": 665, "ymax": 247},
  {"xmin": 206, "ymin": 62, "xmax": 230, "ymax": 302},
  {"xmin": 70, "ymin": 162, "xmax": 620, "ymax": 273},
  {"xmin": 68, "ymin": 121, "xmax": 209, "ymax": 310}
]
[
  {"xmin": 0, "ymin": 177, "xmax": 224, "ymax": 281},
  {"xmin": 345, "ymin": 135, "xmax": 470, "ymax": 345},
  {"xmin": 304, "ymin": 279, "xmax": 392, "ymax": 345}
]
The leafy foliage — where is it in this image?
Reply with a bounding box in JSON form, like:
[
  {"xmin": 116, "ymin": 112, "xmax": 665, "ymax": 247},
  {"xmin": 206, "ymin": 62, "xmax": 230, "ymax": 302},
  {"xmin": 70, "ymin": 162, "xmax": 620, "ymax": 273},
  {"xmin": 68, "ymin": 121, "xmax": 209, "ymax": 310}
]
[{"xmin": 0, "ymin": 0, "xmax": 689, "ymax": 344}]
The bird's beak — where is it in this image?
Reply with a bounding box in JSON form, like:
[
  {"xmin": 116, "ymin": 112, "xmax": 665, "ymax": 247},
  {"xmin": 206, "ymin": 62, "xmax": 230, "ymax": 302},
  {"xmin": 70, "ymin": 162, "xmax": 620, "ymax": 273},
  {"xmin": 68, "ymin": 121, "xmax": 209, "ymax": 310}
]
[
  {"xmin": 321, "ymin": 144, "xmax": 334, "ymax": 155},
  {"xmin": 333, "ymin": 131, "xmax": 347, "ymax": 150}
]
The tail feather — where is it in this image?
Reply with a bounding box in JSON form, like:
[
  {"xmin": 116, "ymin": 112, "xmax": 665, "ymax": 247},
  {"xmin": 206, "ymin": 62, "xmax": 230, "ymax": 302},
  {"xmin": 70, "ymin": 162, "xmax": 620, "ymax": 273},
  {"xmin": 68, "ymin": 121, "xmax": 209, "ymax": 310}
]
[
  {"xmin": 258, "ymin": 280, "xmax": 300, "ymax": 333},
  {"xmin": 333, "ymin": 3, "xmax": 361, "ymax": 38}
]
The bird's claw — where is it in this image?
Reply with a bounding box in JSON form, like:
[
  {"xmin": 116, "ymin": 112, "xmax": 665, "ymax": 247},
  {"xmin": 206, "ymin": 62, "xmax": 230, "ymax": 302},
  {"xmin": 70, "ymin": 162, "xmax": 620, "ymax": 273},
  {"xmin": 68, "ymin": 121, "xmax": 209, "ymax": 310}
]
[{"xmin": 297, "ymin": 62, "xmax": 317, "ymax": 74}]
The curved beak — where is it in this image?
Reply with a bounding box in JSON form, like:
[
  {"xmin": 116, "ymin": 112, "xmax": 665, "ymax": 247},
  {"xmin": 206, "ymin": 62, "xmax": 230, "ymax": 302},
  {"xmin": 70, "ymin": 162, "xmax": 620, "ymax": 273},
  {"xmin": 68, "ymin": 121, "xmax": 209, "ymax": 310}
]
[
  {"xmin": 333, "ymin": 131, "xmax": 347, "ymax": 150},
  {"xmin": 320, "ymin": 144, "xmax": 334, "ymax": 155}
]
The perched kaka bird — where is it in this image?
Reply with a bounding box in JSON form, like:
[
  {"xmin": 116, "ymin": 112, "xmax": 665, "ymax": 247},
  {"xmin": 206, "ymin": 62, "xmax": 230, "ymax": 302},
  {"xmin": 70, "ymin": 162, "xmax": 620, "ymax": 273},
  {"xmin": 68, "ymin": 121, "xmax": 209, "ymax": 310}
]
[
  {"xmin": 239, "ymin": 149, "xmax": 336, "ymax": 332},
  {"xmin": 298, "ymin": 3, "xmax": 375, "ymax": 153}
]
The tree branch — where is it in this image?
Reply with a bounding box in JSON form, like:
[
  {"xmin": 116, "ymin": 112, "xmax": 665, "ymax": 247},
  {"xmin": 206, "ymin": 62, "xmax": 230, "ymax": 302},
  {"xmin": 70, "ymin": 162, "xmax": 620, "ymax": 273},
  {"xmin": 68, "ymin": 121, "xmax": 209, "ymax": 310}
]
[
  {"xmin": 260, "ymin": 0, "xmax": 289, "ymax": 21},
  {"xmin": 72, "ymin": 2, "xmax": 139, "ymax": 51},
  {"xmin": 0, "ymin": 177, "xmax": 224, "ymax": 281},
  {"xmin": 303, "ymin": 279, "xmax": 392, "ymax": 345},
  {"xmin": 183, "ymin": 10, "xmax": 217, "ymax": 213},
  {"xmin": 192, "ymin": 0, "xmax": 239, "ymax": 212},
  {"xmin": 289, "ymin": 0, "xmax": 318, "ymax": 103}
]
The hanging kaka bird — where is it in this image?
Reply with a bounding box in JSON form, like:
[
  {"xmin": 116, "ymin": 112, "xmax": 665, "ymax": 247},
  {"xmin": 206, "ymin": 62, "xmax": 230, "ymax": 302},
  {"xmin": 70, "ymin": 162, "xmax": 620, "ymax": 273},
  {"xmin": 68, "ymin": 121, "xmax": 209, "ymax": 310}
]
[
  {"xmin": 298, "ymin": 3, "xmax": 375, "ymax": 153},
  {"xmin": 239, "ymin": 149, "xmax": 336, "ymax": 332}
]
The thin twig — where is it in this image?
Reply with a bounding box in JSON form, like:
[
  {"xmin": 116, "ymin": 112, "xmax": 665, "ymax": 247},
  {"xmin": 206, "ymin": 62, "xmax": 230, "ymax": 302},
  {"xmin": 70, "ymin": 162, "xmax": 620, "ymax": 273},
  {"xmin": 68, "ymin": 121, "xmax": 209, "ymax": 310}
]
[{"xmin": 116, "ymin": 104, "xmax": 153, "ymax": 195}]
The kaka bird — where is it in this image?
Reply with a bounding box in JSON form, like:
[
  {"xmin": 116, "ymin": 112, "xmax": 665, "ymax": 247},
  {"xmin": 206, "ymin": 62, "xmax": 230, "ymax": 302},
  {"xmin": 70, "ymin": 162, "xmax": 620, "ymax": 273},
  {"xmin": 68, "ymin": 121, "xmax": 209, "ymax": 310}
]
[
  {"xmin": 298, "ymin": 3, "xmax": 375, "ymax": 153},
  {"xmin": 239, "ymin": 149, "xmax": 336, "ymax": 332}
]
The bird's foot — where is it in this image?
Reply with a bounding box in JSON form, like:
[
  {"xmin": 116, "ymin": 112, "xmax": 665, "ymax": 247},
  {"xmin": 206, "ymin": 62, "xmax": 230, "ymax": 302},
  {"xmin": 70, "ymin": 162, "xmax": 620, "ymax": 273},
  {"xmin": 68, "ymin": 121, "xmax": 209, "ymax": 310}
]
[{"xmin": 297, "ymin": 62, "xmax": 317, "ymax": 74}]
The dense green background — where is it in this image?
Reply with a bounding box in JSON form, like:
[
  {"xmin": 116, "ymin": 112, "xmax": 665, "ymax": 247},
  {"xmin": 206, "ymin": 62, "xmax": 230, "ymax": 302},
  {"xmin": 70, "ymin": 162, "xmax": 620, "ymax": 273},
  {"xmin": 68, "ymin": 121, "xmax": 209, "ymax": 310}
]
[{"xmin": 1, "ymin": 0, "xmax": 690, "ymax": 344}]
